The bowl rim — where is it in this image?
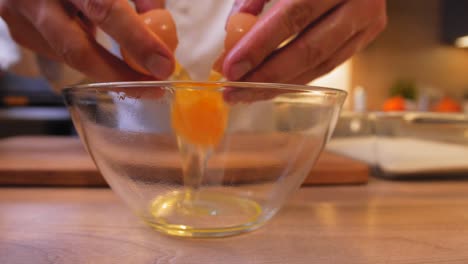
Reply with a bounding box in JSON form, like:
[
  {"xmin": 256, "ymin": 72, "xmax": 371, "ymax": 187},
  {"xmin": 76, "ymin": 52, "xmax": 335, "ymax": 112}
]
[{"xmin": 63, "ymin": 81, "xmax": 347, "ymax": 97}]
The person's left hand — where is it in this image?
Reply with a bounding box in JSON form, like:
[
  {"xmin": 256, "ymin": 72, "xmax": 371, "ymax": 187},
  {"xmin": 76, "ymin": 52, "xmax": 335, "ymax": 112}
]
[{"xmin": 223, "ymin": 0, "xmax": 387, "ymax": 84}]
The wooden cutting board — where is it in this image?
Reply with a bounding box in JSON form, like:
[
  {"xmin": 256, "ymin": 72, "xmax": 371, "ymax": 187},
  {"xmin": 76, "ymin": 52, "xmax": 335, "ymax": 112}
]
[{"xmin": 0, "ymin": 136, "xmax": 368, "ymax": 186}]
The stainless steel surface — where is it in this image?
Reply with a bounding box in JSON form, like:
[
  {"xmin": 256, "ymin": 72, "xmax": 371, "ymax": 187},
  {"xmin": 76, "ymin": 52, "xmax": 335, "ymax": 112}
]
[{"xmin": 0, "ymin": 107, "xmax": 73, "ymax": 138}]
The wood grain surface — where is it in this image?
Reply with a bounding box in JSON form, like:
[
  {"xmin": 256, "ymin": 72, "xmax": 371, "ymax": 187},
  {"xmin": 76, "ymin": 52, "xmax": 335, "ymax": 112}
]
[
  {"xmin": 1, "ymin": 180, "xmax": 468, "ymax": 263},
  {"xmin": 0, "ymin": 137, "xmax": 103, "ymax": 186},
  {"xmin": 0, "ymin": 136, "xmax": 368, "ymax": 186}
]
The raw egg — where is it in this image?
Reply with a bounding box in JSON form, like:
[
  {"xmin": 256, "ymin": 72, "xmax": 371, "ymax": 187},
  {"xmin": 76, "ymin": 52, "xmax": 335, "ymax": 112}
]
[
  {"xmin": 121, "ymin": 9, "xmax": 178, "ymax": 75},
  {"xmin": 119, "ymin": 9, "xmax": 185, "ymax": 99},
  {"xmin": 171, "ymin": 84, "xmax": 228, "ymax": 147},
  {"xmin": 213, "ymin": 13, "xmax": 258, "ymax": 74},
  {"xmin": 225, "ymin": 13, "xmax": 258, "ymax": 51},
  {"xmin": 119, "ymin": 10, "xmax": 258, "ymax": 146},
  {"xmin": 170, "ymin": 13, "xmax": 258, "ymax": 146}
]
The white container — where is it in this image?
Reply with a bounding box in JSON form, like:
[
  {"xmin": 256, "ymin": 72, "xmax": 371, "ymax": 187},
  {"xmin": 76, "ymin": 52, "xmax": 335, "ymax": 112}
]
[
  {"xmin": 372, "ymin": 112, "xmax": 468, "ymax": 179},
  {"xmin": 353, "ymin": 86, "xmax": 367, "ymax": 113}
]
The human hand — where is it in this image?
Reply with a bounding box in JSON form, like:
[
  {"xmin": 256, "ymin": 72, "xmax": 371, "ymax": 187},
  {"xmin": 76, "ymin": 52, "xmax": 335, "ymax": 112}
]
[
  {"xmin": 223, "ymin": 0, "xmax": 387, "ymax": 84},
  {"xmin": 0, "ymin": 0, "xmax": 174, "ymax": 82}
]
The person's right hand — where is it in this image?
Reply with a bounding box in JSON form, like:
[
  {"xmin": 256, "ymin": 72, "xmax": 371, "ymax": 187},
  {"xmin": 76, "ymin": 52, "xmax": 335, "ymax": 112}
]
[{"xmin": 0, "ymin": 0, "xmax": 174, "ymax": 82}]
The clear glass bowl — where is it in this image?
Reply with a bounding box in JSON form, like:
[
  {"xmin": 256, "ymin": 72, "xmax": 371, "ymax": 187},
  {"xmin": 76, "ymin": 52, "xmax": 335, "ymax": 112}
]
[{"xmin": 63, "ymin": 81, "xmax": 346, "ymax": 237}]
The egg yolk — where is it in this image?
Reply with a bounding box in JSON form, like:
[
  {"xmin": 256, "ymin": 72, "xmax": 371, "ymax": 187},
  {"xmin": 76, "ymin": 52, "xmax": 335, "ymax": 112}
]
[
  {"xmin": 213, "ymin": 13, "xmax": 258, "ymax": 74},
  {"xmin": 121, "ymin": 9, "xmax": 179, "ymax": 75},
  {"xmin": 120, "ymin": 10, "xmax": 257, "ymax": 147},
  {"xmin": 171, "ymin": 84, "xmax": 228, "ymax": 147},
  {"xmin": 172, "ymin": 13, "xmax": 258, "ymax": 146}
]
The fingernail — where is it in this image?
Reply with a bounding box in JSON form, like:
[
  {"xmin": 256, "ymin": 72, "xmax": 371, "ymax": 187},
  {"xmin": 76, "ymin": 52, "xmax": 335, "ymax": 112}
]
[
  {"xmin": 146, "ymin": 53, "xmax": 174, "ymax": 79},
  {"xmin": 229, "ymin": 59, "xmax": 252, "ymax": 80},
  {"xmin": 230, "ymin": 0, "xmax": 267, "ymax": 16}
]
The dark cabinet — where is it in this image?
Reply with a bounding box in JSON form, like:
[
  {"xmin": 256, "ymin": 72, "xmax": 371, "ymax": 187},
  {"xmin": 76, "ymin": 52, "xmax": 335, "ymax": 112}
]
[{"xmin": 441, "ymin": 0, "xmax": 468, "ymax": 46}]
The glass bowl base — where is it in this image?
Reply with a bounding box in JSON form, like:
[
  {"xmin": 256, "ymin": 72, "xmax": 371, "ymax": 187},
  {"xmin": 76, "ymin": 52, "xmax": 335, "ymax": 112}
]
[{"xmin": 144, "ymin": 190, "xmax": 265, "ymax": 237}]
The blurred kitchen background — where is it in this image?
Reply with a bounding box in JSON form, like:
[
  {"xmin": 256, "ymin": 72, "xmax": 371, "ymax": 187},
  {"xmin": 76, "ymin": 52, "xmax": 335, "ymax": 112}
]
[
  {"xmin": 1, "ymin": 0, "xmax": 468, "ymax": 182},
  {"xmin": 310, "ymin": 0, "xmax": 468, "ymax": 114}
]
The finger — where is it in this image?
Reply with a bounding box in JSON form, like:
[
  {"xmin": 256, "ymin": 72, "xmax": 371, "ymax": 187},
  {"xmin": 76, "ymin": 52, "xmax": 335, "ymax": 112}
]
[
  {"xmin": 76, "ymin": 11, "xmax": 96, "ymax": 35},
  {"xmin": 225, "ymin": 16, "xmax": 387, "ymax": 103},
  {"xmin": 132, "ymin": 0, "xmax": 165, "ymax": 13},
  {"xmin": 242, "ymin": 0, "xmax": 375, "ymax": 84},
  {"xmin": 0, "ymin": 7, "xmax": 58, "ymax": 60},
  {"xmin": 62, "ymin": 2, "xmax": 97, "ymax": 36},
  {"xmin": 68, "ymin": 0, "xmax": 174, "ymax": 79},
  {"xmin": 230, "ymin": 0, "xmax": 270, "ymax": 16},
  {"xmin": 18, "ymin": 0, "xmax": 145, "ymax": 82},
  {"xmin": 289, "ymin": 20, "xmax": 386, "ymax": 85},
  {"xmin": 224, "ymin": 0, "xmax": 345, "ymax": 80}
]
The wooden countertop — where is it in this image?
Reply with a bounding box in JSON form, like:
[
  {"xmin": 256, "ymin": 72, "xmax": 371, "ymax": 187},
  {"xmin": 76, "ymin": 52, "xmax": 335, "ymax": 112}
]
[
  {"xmin": 0, "ymin": 136, "xmax": 369, "ymax": 186},
  {"xmin": 2, "ymin": 180, "xmax": 468, "ymax": 263}
]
